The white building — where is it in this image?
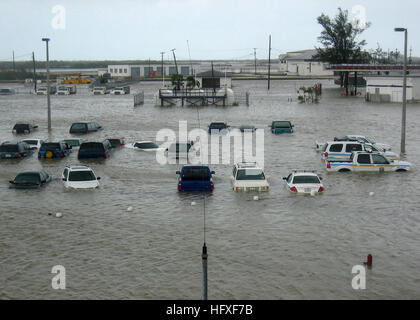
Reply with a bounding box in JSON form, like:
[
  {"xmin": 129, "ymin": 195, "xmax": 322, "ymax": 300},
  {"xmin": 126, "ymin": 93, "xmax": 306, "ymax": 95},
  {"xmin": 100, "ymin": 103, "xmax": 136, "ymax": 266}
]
[
  {"xmin": 195, "ymin": 70, "xmax": 232, "ymax": 89},
  {"xmin": 107, "ymin": 63, "xmax": 193, "ymax": 79},
  {"xmin": 278, "ymin": 49, "xmax": 333, "ymax": 76},
  {"xmin": 365, "ymin": 76, "xmax": 420, "ymax": 103}
]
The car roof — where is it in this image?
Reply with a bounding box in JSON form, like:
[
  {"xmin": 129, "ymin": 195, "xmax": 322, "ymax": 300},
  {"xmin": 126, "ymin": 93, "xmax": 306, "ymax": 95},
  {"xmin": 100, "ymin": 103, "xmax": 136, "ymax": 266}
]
[
  {"xmin": 182, "ymin": 165, "xmax": 210, "ymax": 169},
  {"xmin": 17, "ymin": 170, "xmax": 43, "ymax": 175},
  {"xmin": 327, "ymin": 140, "xmax": 362, "ymax": 144},
  {"xmin": 292, "ymin": 171, "xmax": 319, "ymax": 177},
  {"xmin": 236, "ymin": 162, "xmax": 261, "ymax": 169},
  {"xmin": 66, "ymin": 165, "xmax": 93, "ymax": 171}
]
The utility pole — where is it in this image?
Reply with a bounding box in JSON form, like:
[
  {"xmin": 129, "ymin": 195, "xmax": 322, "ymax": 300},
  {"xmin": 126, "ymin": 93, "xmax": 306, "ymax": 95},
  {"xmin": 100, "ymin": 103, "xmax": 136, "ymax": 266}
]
[
  {"xmin": 202, "ymin": 196, "xmax": 208, "ymax": 300},
  {"xmin": 12, "ymin": 51, "xmax": 15, "ymax": 72},
  {"xmin": 42, "ymin": 38, "xmax": 51, "ymax": 131},
  {"xmin": 253, "ymin": 48, "xmax": 257, "ymax": 75},
  {"xmin": 32, "ymin": 52, "xmax": 37, "ymax": 92},
  {"xmin": 171, "ymin": 48, "xmax": 178, "ymax": 75},
  {"xmin": 395, "ymin": 27, "xmax": 408, "ymax": 154},
  {"xmin": 160, "ymin": 51, "xmax": 165, "ymax": 87},
  {"xmin": 268, "ymin": 35, "xmax": 271, "ymax": 91}
]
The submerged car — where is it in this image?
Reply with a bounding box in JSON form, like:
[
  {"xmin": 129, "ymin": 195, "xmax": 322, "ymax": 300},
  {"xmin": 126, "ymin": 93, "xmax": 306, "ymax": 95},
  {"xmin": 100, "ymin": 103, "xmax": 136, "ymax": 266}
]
[
  {"xmin": 69, "ymin": 122, "xmax": 102, "ymax": 134},
  {"xmin": 38, "ymin": 141, "xmax": 72, "ymax": 159},
  {"xmin": 166, "ymin": 141, "xmax": 194, "ymax": 160},
  {"xmin": 208, "ymin": 122, "xmax": 229, "ymax": 134},
  {"xmin": 78, "ymin": 140, "xmax": 113, "ymax": 159},
  {"xmin": 0, "ymin": 142, "xmax": 33, "ymax": 159},
  {"xmin": 9, "ymin": 170, "xmax": 52, "ymax": 189},
  {"xmin": 283, "ymin": 170, "xmax": 324, "ymax": 195},
  {"xmin": 62, "ymin": 138, "xmax": 85, "ymax": 149},
  {"xmin": 239, "ymin": 125, "xmax": 256, "ymax": 132},
  {"xmin": 127, "ymin": 141, "xmax": 165, "ymax": 152},
  {"xmin": 21, "ymin": 139, "xmax": 44, "ymax": 150},
  {"xmin": 176, "ymin": 166, "xmax": 215, "ymax": 192},
  {"xmin": 62, "ymin": 165, "xmax": 101, "ymax": 189},
  {"xmin": 105, "ymin": 138, "xmax": 125, "ymax": 149},
  {"xmin": 231, "ymin": 162, "xmax": 270, "ymax": 192},
  {"xmin": 270, "ymin": 121, "xmax": 294, "ymax": 134},
  {"xmin": 12, "ymin": 123, "xmax": 38, "ymax": 134}
]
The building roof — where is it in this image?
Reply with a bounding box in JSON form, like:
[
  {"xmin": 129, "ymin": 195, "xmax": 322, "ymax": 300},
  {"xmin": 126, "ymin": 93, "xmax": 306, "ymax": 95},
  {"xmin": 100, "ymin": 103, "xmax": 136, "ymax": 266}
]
[
  {"xmin": 279, "ymin": 49, "xmax": 318, "ymax": 61},
  {"xmin": 196, "ymin": 70, "xmax": 232, "ymax": 78}
]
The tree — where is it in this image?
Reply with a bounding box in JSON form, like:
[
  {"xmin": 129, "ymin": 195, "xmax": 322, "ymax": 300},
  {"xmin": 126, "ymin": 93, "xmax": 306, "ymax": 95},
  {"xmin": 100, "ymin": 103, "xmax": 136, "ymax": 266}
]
[
  {"xmin": 170, "ymin": 74, "xmax": 184, "ymax": 90},
  {"xmin": 314, "ymin": 8, "xmax": 371, "ymax": 95}
]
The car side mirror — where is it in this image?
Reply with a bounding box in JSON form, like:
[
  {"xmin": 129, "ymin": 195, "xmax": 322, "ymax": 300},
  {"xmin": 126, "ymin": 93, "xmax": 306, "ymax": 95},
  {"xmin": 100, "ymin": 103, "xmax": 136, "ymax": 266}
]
[
  {"xmin": 62, "ymin": 178, "xmax": 66, "ymax": 181},
  {"xmin": 176, "ymin": 171, "xmax": 180, "ymax": 174},
  {"xmin": 211, "ymin": 171, "xmax": 215, "ymax": 174},
  {"xmin": 97, "ymin": 177, "xmax": 101, "ymax": 180},
  {"xmin": 9, "ymin": 180, "xmax": 14, "ymax": 184},
  {"xmin": 319, "ymin": 177, "xmax": 323, "ymax": 180},
  {"xmin": 283, "ymin": 177, "xmax": 287, "ymax": 180},
  {"xmin": 165, "ymin": 148, "xmax": 168, "ymax": 151}
]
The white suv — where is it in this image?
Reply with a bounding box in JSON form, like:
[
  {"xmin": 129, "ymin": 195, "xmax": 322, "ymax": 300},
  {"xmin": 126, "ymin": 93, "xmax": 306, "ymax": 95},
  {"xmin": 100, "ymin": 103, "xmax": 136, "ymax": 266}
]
[
  {"xmin": 62, "ymin": 165, "xmax": 101, "ymax": 189},
  {"xmin": 231, "ymin": 162, "xmax": 270, "ymax": 192}
]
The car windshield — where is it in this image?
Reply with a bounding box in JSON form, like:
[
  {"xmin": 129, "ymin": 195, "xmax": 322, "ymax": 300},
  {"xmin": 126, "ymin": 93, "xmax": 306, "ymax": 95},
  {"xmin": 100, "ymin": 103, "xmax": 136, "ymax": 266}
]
[
  {"xmin": 236, "ymin": 169, "xmax": 265, "ymax": 180},
  {"xmin": 107, "ymin": 139, "xmax": 121, "ymax": 148},
  {"xmin": 210, "ymin": 123, "xmax": 227, "ymax": 129},
  {"xmin": 181, "ymin": 168, "xmax": 210, "ymax": 181},
  {"xmin": 70, "ymin": 123, "xmax": 87, "ymax": 131},
  {"xmin": 80, "ymin": 143, "xmax": 104, "ymax": 152},
  {"xmin": 14, "ymin": 173, "xmax": 40, "ymax": 185},
  {"xmin": 273, "ymin": 121, "xmax": 291, "ymax": 128},
  {"xmin": 68, "ymin": 171, "xmax": 96, "ymax": 181},
  {"xmin": 0, "ymin": 144, "xmax": 19, "ymax": 152},
  {"xmin": 114, "ymin": 87, "xmax": 123, "ymax": 90},
  {"xmin": 293, "ymin": 176, "xmax": 320, "ymax": 184},
  {"xmin": 241, "ymin": 126, "xmax": 254, "ymax": 130},
  {"xmin": 22, "ymin": 140, "xmax": 38, "ymax": 145},
  {"xmin": 169, "ymin": 143, "xmax": 191, "ymax": 153},
  {"xmin": 135, "ymin": 142, "xmax": 158, "ymax": 149},
  {"xmin": 63, "ymin": 140, "xmax": 80, "ymax": 147},
  {"xmin": 40, "ymin": 143, "xmax": 61, "ymax": 151}
]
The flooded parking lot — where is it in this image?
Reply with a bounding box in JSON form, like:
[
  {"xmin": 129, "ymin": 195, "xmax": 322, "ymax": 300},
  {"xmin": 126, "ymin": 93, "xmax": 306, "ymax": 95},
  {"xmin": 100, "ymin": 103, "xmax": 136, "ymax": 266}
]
[{"xmin": 0, "ymin": 79, "xmax": 419, "ymax": 299}]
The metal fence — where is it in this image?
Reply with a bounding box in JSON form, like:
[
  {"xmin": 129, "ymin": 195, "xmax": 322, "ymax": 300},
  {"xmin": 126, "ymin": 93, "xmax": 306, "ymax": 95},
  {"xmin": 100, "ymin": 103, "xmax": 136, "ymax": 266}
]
[{"xmin": 134, "ymin": 91, "xmax": 144, "ymax": 106}]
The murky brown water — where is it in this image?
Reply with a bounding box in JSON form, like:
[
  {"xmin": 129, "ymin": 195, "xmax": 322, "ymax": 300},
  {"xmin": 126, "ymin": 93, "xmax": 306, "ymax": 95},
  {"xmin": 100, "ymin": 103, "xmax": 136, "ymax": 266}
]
[{"xmin": 0, "ymin": 79, "xmax": 419, "ymax": 299}]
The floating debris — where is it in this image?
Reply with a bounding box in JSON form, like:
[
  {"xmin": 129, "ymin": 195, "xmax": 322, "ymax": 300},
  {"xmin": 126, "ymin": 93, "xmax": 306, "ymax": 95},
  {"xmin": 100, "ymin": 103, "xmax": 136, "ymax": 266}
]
[
  {"xmin": 369, "ymin": 192, "xmax": 375, "ymax": 197},
  {"xmin": 191, "ymin": 201, "xmax": 197, "ymax": 206},
  {"xmin": 253, "ymin": 196, "xmax": 259, "ymax": 201},
  {"xmin": 55, "ymin": 212, "xmax": 63, "ymax": 218},
  {"xmin": 127, "ymin": 206, "xmax": 133, "ymax": 212}
]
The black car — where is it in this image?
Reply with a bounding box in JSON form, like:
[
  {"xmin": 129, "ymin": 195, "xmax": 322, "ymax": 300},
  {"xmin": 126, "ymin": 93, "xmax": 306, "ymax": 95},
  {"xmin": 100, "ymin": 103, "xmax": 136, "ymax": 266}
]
[
  {"xmin": 0, "ymin": 142, "xmax": 33, "ymax": 159},
  {"xmin": 69, "ymin": 122, "xmax": 102, "ymax": 134},
  {"xmin": 208, "ymin": 122, "xmax": 229, "ymax": 133},
  {"xmin": 9, "ymin": 170, "xmax": 52, "ymax": 189},
  {"xmin": 12, "ymin": 123, "xmax": 38, "ymax": 134},
  {"xmin": 78, "ymin": 140, "xmax": 113, "ymax": 159}
]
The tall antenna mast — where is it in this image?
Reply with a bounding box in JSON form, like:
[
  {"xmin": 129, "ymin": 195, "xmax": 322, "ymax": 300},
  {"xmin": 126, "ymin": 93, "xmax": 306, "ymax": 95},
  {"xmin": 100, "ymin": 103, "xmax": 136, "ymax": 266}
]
[
  {"xmin": 187, "ymin": 40, "xmax": 194, "ymax": 76},
  {"xmin": 171, "ymin": 48, "xmax": 178, "ymax": 75},
  {"xmin": 268, "ymin": 35, "xmax": 271, "ymax": 90}
]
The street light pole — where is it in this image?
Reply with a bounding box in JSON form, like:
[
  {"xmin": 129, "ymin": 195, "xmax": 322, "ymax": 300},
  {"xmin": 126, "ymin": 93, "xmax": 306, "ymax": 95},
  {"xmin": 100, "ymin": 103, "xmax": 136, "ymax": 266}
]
[
  {"xmin": 395, "ymin": 28, "xmax": 407, "ymax": 154},
  {"xmin": 42, "ymin": 38, "xmax": 51, "ymax": 131}
]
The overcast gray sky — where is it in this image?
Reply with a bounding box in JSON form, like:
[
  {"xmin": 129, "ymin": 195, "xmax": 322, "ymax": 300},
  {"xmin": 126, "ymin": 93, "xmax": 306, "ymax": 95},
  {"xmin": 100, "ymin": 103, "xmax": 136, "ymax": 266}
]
[{"xmin": 1, "ymin": 0, "xmax": 419, "ymax": 62}]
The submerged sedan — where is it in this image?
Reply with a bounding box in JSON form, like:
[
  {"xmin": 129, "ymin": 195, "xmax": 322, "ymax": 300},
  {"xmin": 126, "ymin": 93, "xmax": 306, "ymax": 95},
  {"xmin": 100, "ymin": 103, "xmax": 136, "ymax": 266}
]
[
  {"xmin": 9, "ymin": 170, "xmax": 52, "ymax": 189},
  {"xmin": 126, "ymin": 141, "xmax": 165, "ymax": 152}
]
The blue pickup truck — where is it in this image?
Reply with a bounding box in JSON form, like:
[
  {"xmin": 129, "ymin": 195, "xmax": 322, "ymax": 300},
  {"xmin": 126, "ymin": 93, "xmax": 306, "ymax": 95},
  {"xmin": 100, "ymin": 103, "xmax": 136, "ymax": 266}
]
[{"xmin": 176, "ymin": 166, "xmax": 215, "ymax": 192}]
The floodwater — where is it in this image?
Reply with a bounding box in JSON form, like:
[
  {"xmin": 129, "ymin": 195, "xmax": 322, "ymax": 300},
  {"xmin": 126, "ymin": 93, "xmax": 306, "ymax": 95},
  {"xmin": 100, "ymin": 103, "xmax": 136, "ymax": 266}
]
[{"xmin": 0, "ymin": 79, "xmax": 419, "ymax": 299}]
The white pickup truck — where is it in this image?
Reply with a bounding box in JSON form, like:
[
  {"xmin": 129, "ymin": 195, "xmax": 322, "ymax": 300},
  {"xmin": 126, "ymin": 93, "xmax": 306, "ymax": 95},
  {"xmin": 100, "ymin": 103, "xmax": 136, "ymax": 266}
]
[{"xmin": 326, "ymin": 151, "xmax": 412, "ymax": 172}]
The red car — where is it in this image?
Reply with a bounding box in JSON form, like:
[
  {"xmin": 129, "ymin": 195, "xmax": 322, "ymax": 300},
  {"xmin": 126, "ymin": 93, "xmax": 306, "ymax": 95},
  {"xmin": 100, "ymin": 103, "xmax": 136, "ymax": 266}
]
[{"xmin": 105, "ymin": 138, "xmax": 125, "ymax": 149}]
